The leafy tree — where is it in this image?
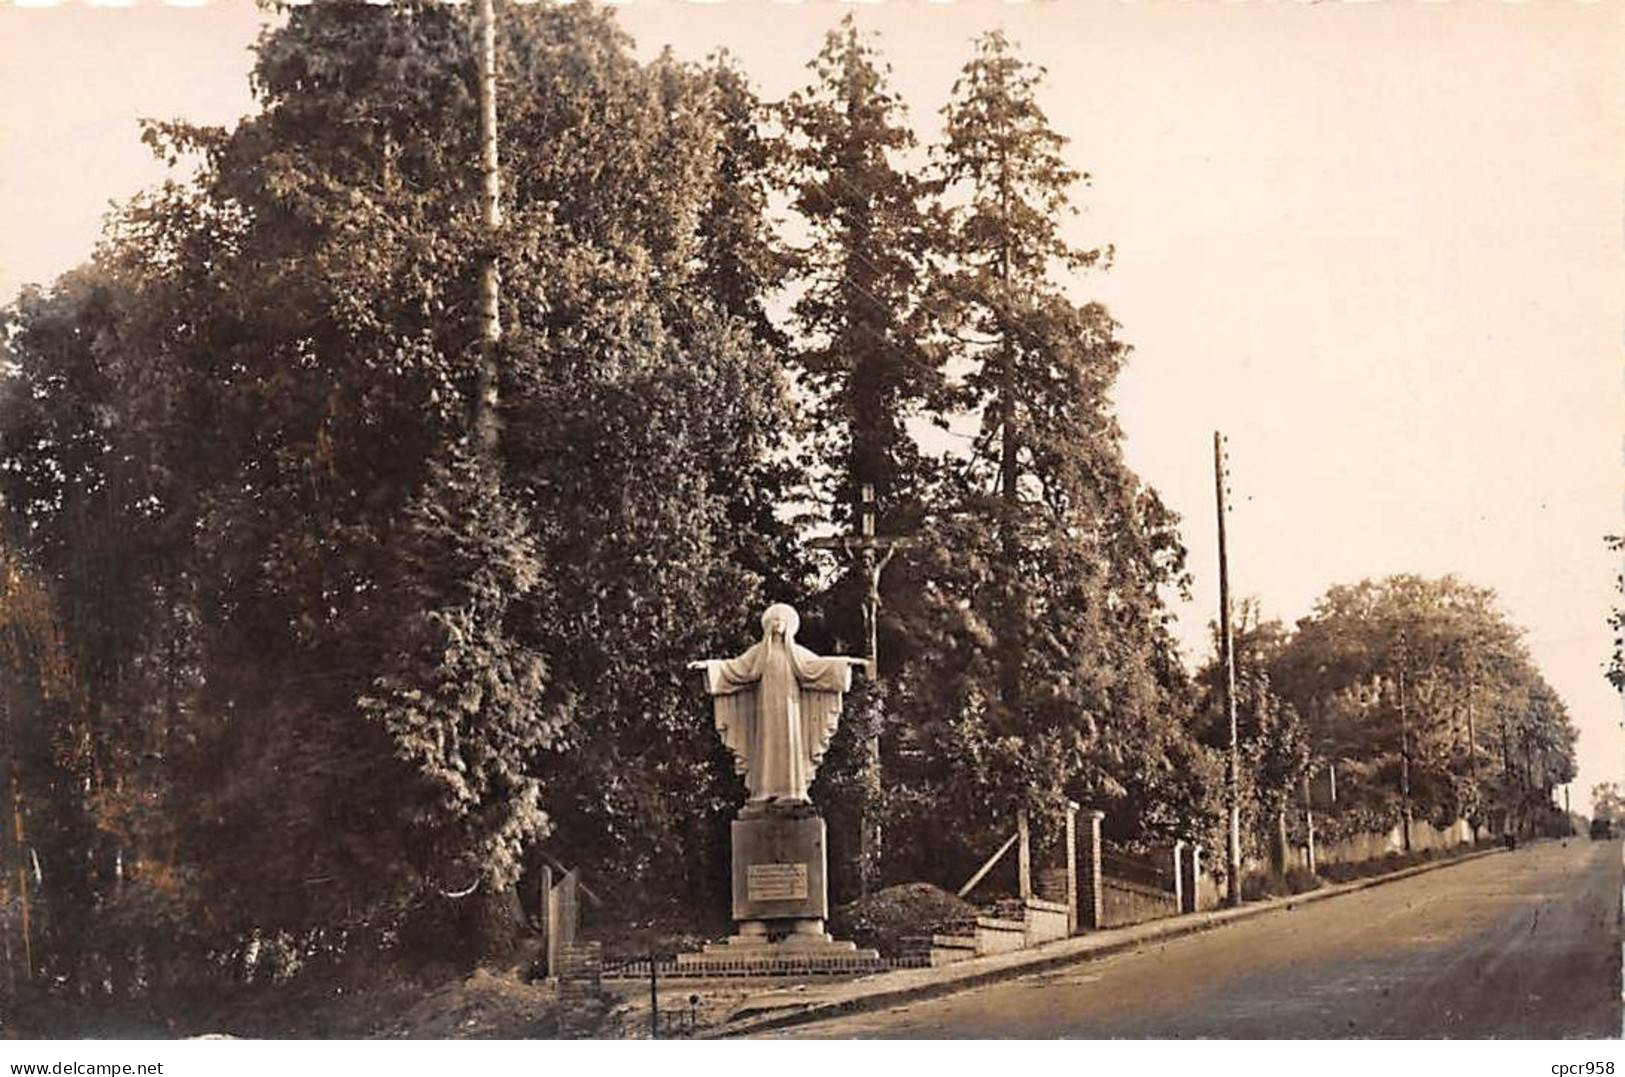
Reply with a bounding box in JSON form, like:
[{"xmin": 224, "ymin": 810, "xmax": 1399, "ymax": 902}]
[
  {"xmin": 1273, "ymin": 575, "xmax": 1575, "ymax": 840},
  {"xmin": 487, "ymin": 9, "xmax": 801, "ymax": 913},
  {"xmin": 0, "ymin": 0, "xmax": 804, "ymax": 981},
  {"xmin": 1195, "ymin": 603, "xmax": 1309, "ymax": 869},
  {"xmin": 0, "ymin": 264, "xmax": 212, "ymax": 992},
  {"xmin": 1592, "ymin": 781, "xmax": 1625, "ymax": 822},
  {"xmin": 0, "ymin": 537, "xmax": 94, "ymax": 995}
]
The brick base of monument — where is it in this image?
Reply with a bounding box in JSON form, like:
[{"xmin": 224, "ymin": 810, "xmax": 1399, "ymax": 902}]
[{"xmin": 674, "ymin": 802, "xmax": 884, "ymax": 975}]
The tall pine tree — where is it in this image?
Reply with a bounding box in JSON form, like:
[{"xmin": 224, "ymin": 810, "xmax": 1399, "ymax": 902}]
[
  {"xmin": 782, "ymin": 16, "xmax": 943, "ymax": 895},
  {"xmin": 892, "ymin": 32, "xmax": 1191, "ymax": 875},
  {"xmin": 784, "ymin": 16, "xmax": 938, "ymax": 538}
]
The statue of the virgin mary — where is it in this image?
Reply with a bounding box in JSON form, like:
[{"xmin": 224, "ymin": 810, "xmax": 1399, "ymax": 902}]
[{"xmin": 690, "ymin": 604, "xmax": 866, "ymax": 804}]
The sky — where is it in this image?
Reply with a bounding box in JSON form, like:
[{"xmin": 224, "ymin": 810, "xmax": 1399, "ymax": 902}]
[{"xmin": 2, "ymin": 0, "xmax": 1623, "ymax": 806}]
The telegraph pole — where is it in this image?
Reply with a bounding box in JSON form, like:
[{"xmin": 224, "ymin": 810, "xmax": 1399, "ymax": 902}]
[
  {"xmin": 1214, "ymin": 432, "xmax": 1242, "ymax": 907},
  {"xmin": 809, "ymin": 484, "xmax": 913, "ymax": 899},
  {"xmin": 1398, "ymin": 650, "xmax": 1413, "ymax": 852},
  {"xmin": 1465, "ymin": 646, "xmax": 1480, "ymax": 839}
]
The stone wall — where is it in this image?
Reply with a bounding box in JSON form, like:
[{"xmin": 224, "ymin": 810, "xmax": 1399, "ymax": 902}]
[
  {"xmin": 1309, "ymin": 817, "xmax": 1474, "ymax": 869},
  {"xmin": 973, "ymin": 916, "xmax": 1027, "ymax": 956},
  {"xmin": 1023, "ymin": 897, "xmax": 1070, "ymax": 946},
  {"xmin": 1101, "ymin": 875, "xmax": 1179, "ymax": 928},
  {"xmin": 1194, "ymin": 871, "xmax": 1221, "ymax": 912}
]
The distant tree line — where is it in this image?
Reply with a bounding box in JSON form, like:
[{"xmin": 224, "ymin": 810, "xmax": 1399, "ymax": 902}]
[
  {"xmin": 1196, "ymin": 577, "xmax": 1576, "ymax": 870},
  {"xmin": 0, "ymin": 1, "xmax": 1579, "ymax": 1004}
]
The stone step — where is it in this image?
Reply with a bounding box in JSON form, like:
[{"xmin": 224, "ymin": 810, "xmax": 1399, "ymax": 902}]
[
  {"xmin": 928, "ymin": 934, "xmax": 977, "ymax": 950},
  {"xmin": 1024, "ymin": 896, "xmax": 1070, "ymax": 915},
  {"xmin": 702, "ymin": 935, "xmax": 855, "ymax": 954},
  {"xmin": 701, "ymin": 943, "xmax": 866, "ymax": 958},
  {"xmin": 683, "ymin": 934, "xmax": 881, "ymax": 968},
  {"xmin": 974, "ymin": 917, "xmax": 1026, "ymax": 934}
]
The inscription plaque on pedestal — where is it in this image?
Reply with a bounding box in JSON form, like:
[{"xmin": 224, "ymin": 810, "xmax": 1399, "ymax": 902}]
[{"xmin": 747, "ymin": 862, "xmax": 809, "ymax": 901}]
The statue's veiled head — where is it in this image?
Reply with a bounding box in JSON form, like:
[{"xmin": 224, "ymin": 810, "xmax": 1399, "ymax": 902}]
[{"xmin": 761, "ymin": 603, "xmax": 800, "ymax": 643}]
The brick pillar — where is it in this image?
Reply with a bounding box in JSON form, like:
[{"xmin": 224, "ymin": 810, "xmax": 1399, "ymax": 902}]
[
  {"xmin": 1172, "ymin": 840, "xmax": 1186, "ymax": 916},
  {"xmin": 1179, "ymin": 844, "xmax": 1202, "ymax": 914},
  {"xmin": 1079, "ymin": 810, "xmax": 1104, "ymax": 930},
  {"xmin": 1064, "ymin": 801, "xmax": 1079, "ymax": 934}
]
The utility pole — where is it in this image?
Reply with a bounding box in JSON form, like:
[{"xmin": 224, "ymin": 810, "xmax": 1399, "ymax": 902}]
[
  {"xmin": 1464, "ymin": 639, "xmax": 1480, "ymax": 840},
  {"xmin": 1499, "ymin": 712, "xmax": 1514, "ymax": 836},
  {"xmin": 473, "ymin": 0, "xmax": 503, "ymax": 459},
  {"xmin": 809, "ymin": 483, "xmax": 912, "ymax": 899},
  {"xmin": 1214, "ymin": 432, "xmax": 1242, "ymax": 907},
  {"xmin": 1397, "ymin": 635, "xmax": 1413, "ymax": 853}
]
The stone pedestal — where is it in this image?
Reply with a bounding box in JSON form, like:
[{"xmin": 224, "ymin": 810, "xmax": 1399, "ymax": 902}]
[
  {"xmin": 675, "ymin": 802, "xmax": 885, "ymax": 976},
  {"xmin": 731, "ymin": 804, "xmax": 828, "ymax": 933}
]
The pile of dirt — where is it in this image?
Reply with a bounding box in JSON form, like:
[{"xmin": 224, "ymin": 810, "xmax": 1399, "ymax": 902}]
[
  {"xmin": 829, "ymin": 882, "xmax": 979, "ymax": 956},
  {"xmin": 377, "ymin": 967, "xmax": 565, "ymax": 1038}
]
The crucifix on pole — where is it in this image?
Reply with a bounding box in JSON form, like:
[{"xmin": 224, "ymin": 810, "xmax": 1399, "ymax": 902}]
[{"xmin": 809, "ymin": 483, "xmax": 914, "ymax": 898}]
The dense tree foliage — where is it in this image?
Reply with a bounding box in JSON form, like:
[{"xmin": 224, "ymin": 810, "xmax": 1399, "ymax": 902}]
[
  {"xmin": 1592, "ymin": 782, "xmax": 1625, "ymax": 823},
  {"xmin": 1272, "ymin": 576, "xmax": 1576, "ymax": 841},
  {"xmin": 783, "ymin": 17, "xmax": 938, "ymax": 539},
  {"xmin": 0, "ymin": 1, "xmax": 798, "ymax": 985},
  {"xmin": 1193, "ymin": 603, "xmax": 1309, "ymax": 869},
  {"xmin": 0, "ymin": 4, "xmax": 1583, "ymax": 1014},
  {"xmin": 779, "ymin": 17, "xmax": 943, "ymax": 897}
]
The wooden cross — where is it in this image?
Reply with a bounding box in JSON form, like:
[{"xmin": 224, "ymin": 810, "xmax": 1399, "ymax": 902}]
[
  {"xmin": 809, "ymin": 483, "xmax": 913, "ymax": 898},
  {"xmin": 808, "ymin": 484, "xmax": 914, "ymax": 678}
]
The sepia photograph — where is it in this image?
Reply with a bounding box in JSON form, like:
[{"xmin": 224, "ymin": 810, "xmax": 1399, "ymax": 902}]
[{"xmin": 0, "ymin": 0, "xmax": 1622, "ymax": 1055}]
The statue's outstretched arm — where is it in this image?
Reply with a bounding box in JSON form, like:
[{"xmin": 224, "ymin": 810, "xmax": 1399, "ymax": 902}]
[{"xmin": 691, "ymin": 645, "xmax": 764, "ymax": 693}]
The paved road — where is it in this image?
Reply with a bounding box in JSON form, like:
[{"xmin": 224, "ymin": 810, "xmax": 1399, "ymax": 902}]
[{"xmin": 775, "ymin": 840, "xmax": 1622, "ymax": 1038}]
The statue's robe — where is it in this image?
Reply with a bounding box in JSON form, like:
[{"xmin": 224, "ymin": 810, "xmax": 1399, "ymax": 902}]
[{"xmin": 700, "ymin": 638, "xmax": 852, "ymax": 803}]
